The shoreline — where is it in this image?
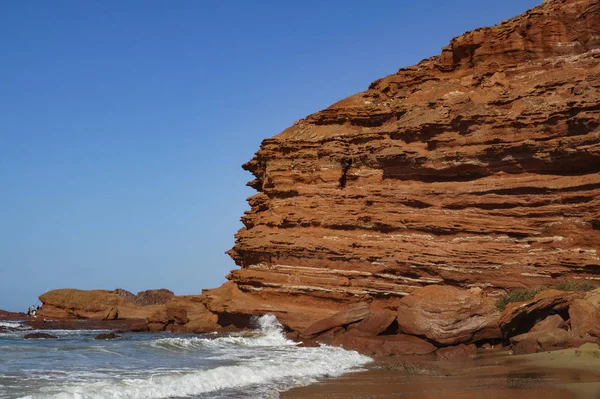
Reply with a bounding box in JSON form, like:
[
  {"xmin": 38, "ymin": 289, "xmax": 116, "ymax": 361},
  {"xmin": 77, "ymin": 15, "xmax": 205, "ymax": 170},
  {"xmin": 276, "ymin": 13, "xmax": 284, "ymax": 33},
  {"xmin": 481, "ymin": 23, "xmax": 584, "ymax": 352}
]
[
  {"xmin": 282, "ymin": 347, "xmax": 600, "ymax": 399},
  {"xmin": 4, "ymin": 316, "xmax": 600, "ymax": 398}
]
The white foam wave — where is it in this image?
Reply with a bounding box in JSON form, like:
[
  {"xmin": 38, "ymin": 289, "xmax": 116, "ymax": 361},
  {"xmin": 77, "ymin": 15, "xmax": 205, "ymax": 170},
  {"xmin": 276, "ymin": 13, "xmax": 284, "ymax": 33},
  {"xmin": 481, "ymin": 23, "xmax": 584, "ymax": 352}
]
[
  {"xmin": 20, "ymin": 315, "xmax": 372, "ymax": 399},
  {"xmin": 26, "ymin": 346, "xmax": 370, "ymax": 399},
  {"xmin": 151, "ymin": 314, "xmax": 295, "ymax": 351},
  {"xmin": 26, "ymin": 329, "xmax": 111, "ymax": 338},
  {"xmin": 0, "ymin": 321, "xmax": 31, "ymax": 331}
]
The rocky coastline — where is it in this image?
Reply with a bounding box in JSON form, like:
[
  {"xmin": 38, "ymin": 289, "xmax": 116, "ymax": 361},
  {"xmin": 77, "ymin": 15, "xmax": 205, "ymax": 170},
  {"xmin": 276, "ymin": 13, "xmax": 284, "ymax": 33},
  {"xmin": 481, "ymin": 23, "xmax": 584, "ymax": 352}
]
[
  {"xmin": 3, "ymin": 0, "xmax": 600, "ymax": 362},
  {"xmin": 3, "ymin": 284, "xmax": 596, "ymax": 359}
]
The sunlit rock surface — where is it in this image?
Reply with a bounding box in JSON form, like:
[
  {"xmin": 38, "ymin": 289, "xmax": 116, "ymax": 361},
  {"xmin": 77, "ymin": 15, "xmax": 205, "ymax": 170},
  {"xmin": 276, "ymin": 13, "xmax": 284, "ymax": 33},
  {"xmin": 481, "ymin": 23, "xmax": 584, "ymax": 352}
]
[{"xmin": 217, "ymin": 0, "xmax": 600, "ymax": 320}]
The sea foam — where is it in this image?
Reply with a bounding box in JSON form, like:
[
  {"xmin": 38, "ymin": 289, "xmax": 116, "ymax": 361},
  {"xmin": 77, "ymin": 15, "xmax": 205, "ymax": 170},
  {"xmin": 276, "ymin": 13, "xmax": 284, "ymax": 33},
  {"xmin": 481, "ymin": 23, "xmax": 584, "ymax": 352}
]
[
  {"xmin": 20, "ymin": 314, "xmax": 372, "ymax": 399},
  {"xmin": 151, "ymin": 314, "xmax": 295, "ymax": 351},
  {"xmin": 0, "ymin": 321, "xmax": 30, "ymax": 330}
]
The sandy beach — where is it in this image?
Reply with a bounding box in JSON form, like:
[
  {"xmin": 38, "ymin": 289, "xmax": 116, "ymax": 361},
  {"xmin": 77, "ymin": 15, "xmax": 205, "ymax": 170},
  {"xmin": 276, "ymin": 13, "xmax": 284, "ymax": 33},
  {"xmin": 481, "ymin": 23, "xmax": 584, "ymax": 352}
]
[{"xmin": 282, "ymin": 346, "xmax": 600, "ymax": 399}]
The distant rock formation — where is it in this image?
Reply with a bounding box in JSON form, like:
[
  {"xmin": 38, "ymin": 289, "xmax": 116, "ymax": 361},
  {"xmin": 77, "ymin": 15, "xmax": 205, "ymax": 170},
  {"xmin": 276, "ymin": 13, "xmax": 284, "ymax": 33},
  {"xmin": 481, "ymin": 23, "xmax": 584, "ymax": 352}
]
[
  {"xmin": 0, "ymin": 309, "xmax": 27, "ymax": 321},
  {"xmin": 36, "ymin": 288, "xmax": 218, "ymax": 333}
]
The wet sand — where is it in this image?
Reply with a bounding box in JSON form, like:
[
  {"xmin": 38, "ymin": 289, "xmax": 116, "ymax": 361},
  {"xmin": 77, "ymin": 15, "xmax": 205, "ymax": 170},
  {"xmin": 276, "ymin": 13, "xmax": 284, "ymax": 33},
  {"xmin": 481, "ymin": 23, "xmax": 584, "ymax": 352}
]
[{"xmin": 282, "ymin": 348, "xmax": 600, "ymax": 399}]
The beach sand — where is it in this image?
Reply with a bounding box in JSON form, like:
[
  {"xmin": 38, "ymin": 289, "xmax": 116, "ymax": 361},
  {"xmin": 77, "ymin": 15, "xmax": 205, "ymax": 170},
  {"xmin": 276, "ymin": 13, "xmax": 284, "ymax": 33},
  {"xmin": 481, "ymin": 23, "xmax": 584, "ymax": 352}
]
[{"xmin": 282, "ymin": 346, "xmax": 600, "ymax": 399}]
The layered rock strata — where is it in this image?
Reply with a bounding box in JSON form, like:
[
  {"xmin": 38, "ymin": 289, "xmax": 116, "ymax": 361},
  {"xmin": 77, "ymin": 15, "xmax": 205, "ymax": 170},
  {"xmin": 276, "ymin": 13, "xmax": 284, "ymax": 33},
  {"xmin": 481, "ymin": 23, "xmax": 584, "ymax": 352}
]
[{"xmin": 222, "ymin": 0, "xmax": 600, "ymax": 316}]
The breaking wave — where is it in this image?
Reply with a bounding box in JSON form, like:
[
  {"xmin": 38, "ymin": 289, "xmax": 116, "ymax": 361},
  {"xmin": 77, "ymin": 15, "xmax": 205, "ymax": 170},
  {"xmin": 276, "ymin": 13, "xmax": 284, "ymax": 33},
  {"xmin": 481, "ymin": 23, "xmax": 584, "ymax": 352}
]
[
  {"xmin": 0, "ymin": 321, "xmax": 31, "ymax": 331},
  {"xmin": 150, "ymin": 314, "xmax": 295, "ymax": 351},
  {"xmin": 17, "ymin": 315, "xmax": 372, "ymax": 399}
]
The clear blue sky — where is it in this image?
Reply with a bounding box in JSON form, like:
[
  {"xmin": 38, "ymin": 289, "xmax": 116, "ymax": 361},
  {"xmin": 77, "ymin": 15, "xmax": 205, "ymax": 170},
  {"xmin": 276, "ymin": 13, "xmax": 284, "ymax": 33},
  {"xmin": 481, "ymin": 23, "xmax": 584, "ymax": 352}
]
[{"xmin": 0, "ymin": 0, "xmax": 540, "ymax": 312}]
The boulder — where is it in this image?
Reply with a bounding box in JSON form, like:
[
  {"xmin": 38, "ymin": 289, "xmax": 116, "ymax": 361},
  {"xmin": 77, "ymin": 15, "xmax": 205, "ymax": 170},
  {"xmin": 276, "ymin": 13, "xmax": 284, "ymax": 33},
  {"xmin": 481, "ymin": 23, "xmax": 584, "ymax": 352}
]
[
  {"xmin": 510, "ymin": 329, "xmax": 587, "ymax": 355},
  {"xmin": 95, "ymin": 332, "xmax": 119, "ymax": 340},
  {"xmin": 341, "ymin": 333, "xmax": 436, "ymax": 356},
  {"xmin": 536, "ymin": 329, "xmax": 587, "ymax": 351},
  {"xmin": 569, "ymin": 299, "xmax": 600, "ymax": 338},
  {"xmin": 499, "ymin": 292, "xmax": 584, "ymax": 338},
  {"xmin": 302, "ymin": 303, "xmax": 370, "ymax": 337},
  {"xmin": 529, "ymin": 314, "xmax": 566, "ymax": 334},
  {"xmin": 24, "ymin": 332, "xmax": 57, "ymax": 339},
  {"xmin": 396, "ymin": 285, "xmax": 501, "ymax": 346}
]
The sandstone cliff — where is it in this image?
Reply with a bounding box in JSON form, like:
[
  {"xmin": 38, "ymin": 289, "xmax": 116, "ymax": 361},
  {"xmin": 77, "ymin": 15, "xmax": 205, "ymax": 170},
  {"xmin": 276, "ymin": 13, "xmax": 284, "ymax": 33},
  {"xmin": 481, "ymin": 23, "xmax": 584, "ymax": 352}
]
[{"xmin": 214, "ymin": 0, "xmax": 600, "ymax": 321}]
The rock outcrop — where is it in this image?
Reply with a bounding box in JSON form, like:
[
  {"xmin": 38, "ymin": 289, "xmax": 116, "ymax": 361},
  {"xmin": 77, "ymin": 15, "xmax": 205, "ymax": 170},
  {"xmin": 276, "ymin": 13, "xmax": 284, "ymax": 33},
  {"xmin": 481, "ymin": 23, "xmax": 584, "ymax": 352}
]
[
  {"xmin": 219, "ymin": 0, "xmax": 600, "ymax": 323},
  {"xmin": 499, "ymin": 288, "xmax": 600, "ymax": 354},
  {"xmin": 0, "ymin": 310, "xmax": 27, "ymax": 321},
  {"xmin": 24, "ymin": 333, "xmax": 57, "ymax": 339},
  {"xmin": 95, "ymin": 332, "xmax": 120, "ymax": 340},
  {"xmin": 37, "ymin": 288, "xmax": 219, "ymax": 333}
]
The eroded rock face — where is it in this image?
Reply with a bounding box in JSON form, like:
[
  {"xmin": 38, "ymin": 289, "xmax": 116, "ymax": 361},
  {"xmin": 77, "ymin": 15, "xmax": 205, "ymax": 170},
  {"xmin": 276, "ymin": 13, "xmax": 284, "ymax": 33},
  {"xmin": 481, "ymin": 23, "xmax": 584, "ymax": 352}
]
[{"xmin": 222, "ymin": 0, "xmax": 600, "ymax": 316}]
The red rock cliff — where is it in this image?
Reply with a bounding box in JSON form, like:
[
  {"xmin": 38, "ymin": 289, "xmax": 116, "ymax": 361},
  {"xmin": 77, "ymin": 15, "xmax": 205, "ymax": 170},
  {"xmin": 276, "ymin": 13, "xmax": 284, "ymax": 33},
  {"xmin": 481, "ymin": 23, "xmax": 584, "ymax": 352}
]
[{"xmin": 211, "ymin": 0, "xmax": 600, "ymax": 323}]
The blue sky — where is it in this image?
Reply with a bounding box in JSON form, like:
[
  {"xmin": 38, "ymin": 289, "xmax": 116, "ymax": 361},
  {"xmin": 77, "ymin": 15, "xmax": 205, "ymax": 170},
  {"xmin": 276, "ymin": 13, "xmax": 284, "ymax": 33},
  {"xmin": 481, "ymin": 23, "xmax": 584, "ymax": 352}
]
[{"xmin": 0, "ymin": 0, "xmax": 540, "ymax": 312}]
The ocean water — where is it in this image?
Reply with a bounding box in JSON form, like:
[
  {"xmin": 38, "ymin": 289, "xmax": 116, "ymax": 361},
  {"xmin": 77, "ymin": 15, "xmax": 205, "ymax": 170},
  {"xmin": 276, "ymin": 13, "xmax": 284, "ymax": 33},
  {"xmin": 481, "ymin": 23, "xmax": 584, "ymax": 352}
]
[{"xmin": 0, "ymin": 316, "xmax": 371, "ymax": 399}]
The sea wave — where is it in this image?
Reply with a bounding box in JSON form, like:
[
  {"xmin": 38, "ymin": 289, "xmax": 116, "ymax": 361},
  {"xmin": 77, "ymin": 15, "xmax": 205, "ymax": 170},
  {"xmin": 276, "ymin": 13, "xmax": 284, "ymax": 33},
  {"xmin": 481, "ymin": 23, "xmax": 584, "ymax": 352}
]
[
  {"xmin": 21, "ymin": 347, "xmax": 370, "ymax": 399},
  {"xmin": 17, "ymin": 315, "xmax": 372, "ymax": 399},
  {"xmin": 150, "ymin": 314, "xmax": 295, "ymax": 351},
  {"xmin": 0, "ymin": 321, "xmax": 31, "ymax": 331}
]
